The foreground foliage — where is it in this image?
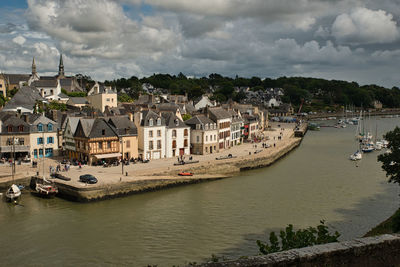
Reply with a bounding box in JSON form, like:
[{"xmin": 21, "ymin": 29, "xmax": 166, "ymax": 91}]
[
  {"xmin": 256, "ymin": 221, "xmax": 340, "ymax": 255},
  {"xmin": 378, "ymin": 127, "xmax": 400, "ymax": 185}
]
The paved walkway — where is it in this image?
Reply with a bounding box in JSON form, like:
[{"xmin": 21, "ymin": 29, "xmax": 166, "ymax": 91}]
[{"xmin": 0, "ymin": 122, "xmax": 297, "ymax": 188}]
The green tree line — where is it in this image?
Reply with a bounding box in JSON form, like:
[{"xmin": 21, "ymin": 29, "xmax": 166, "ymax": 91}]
[{"xmin": 105, "ymin": 74, "xmax": 400, "ymax": 108}]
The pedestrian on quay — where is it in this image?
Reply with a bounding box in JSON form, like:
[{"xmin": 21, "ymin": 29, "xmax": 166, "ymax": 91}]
[
  {"xmin": 274, "ymin": 143, "xmax": 276, "ymax": 147},
  {"xmin": 78, "ymin": 162, "xmax": 82, "ymax": 169}
]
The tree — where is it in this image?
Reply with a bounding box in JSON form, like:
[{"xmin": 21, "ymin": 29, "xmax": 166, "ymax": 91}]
[
  {"xmin": 378, "ymin": 127, "xmax": 400, "ymax": 185},
  {"xmin": 118, "ymin": 93, "xmax": 134, "ymax": 103},
  {"xmin": 182, "ymin": 114, "xmax": 192, "ymax": 121},
  {"xmin": 48, "ymin": 101, "xmax": 67, "ymax": 111},
  {"xmin": 256, "ymin": 221, "xmax": 340, "ymax": 255}
]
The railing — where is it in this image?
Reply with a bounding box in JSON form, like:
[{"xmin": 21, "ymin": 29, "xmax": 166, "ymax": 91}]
[{"xmin": 0, "ymin": 145, "xmax": 30, "ymax": 152}]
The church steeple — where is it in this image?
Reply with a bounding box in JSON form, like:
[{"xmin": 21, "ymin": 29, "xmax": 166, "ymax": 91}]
[
  {"xmin": 58, "ymin": 54, "xmax": 65, "ymax": 78},
  {"xmin": 32, "ymin": 57, "xmax": 36, "ymax": 75}
]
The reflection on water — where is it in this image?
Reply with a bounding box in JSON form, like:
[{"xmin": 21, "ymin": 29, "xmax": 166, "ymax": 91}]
[{"xmin": 0, "ymin": 117, "xmax": 399, "ymax": 266}]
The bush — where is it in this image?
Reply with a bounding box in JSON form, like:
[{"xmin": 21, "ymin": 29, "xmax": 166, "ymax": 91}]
[
  {"xmin": 392, "ymin": 209, "xmax": 400, "ymax": 232},
  {"xmin": 256, "ymin": 221, "xmax": 340, "ymax": 255}
]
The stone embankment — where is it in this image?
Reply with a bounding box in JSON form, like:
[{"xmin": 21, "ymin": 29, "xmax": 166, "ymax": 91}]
[{"xmin": 197, "ymin": 234, "xmax": 400, "ymax": 267}]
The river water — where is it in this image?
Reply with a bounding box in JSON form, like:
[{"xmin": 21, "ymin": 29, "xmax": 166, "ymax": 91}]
[{"xmin": 1, "ymin": 117, "xmax": 400, "ymax": 266}]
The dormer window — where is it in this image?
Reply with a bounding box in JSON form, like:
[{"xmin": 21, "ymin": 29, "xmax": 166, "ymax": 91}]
[
  {"xmin": 8, "ymin": 125, "xmax": 12, "ymax": 132},
  {"xmin": 18, "ymin": 125, "xmax": 24, "ymax": 132},
  {"xmin": 175, "ymin": 119, "xmax": 179, "ymax": 126},
  {"xmin": 102, "ymin": 129, "xmax": 105, "ymax": 135},
  {"xmin": 47, "ymin": 123, "xmax": 53, "ymax": 131},
  {"xmin": 38, "ymin": 124, "xmax": 43, "ymax": 132},
  {"xmin": 149, "ymin": 119, "xmax": 153, "ymax": 126},
  {"xmin": 205, "ymin": 124, "xmax": 208, "ymax": 130},
  {"xmin": 157, "ymin": 118, "xmax": 161, "ymax": 126}
]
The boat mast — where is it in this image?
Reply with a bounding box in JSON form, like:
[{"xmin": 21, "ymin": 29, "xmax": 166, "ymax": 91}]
[{"xmin": 42, "ymin": 130, "xmax": 45, "ymax": 180}]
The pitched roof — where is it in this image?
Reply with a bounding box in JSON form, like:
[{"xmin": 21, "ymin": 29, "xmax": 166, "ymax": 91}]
[
  {"xmin": 108, "ymin": 116, "xmax": 137, "ymax": 136},
  {"xmin": 31, "ymin": 79, "xmax": 58, "ymax": 87},
  {"xmin": 161, "ymin": 112, "xmax": 187, "ymax": 129},
  {"xmin": 155, "ymin": 103, "xmax": 181, "ymax": 112},
  {"xmin": 140, "ymin": 110, "xmax": 165, "ymax": 126},
  {"xmin": 88, "ymin": 118, "xmax": 118, "ymax": 138},
  {"xmin": 2, "ymin": 116, "xmax": 31, "ymax": 133},
  {"xmin": 2, "ymin": 86, "xmax": 45, "ymax": 112},
  {"xmin": 67, "ymin": 97, "xmax": 88, "ymax": 105},
  {"xmin": 185, "ymin": 114, "xmax": 214, "ymax": 126},
  {"xmin": 208, "ymin": 107, "xmax": 231, "ymax": 120},
  {"xmin": 79, "ymin": 118, "xmax": 95, "ymax": 137},
  {"xmin": 62, "ymin": 117, "xmax": 80, "ymax": 134},
  {"xmin": 3, "ymin": 74, "xmax": 30, "ymax": 84}
]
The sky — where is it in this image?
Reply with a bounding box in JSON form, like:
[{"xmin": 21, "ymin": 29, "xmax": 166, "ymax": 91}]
[{"xmin": 0, "ymin": 0, "xmax": 399, "ymax": 88}]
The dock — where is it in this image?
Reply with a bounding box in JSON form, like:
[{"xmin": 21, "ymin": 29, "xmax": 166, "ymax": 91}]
[{"xmin": 294, "ymin": 123, "xmax": 308, "ymax": 137}]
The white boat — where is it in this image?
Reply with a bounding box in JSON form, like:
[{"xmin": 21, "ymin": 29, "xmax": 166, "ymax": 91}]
[
  {"xmin": 374, "ymin": 141, "xmax": 383, "ymax": 150},
  {"xmin": 5, "ymin": 184, "xmax": 21, "ymax": 202},
  {"xmin": 350, "ymin": 151, "xmax": 362, "ymax": 161},
  {"xmin": 35, "ymin": 182, "xmax": 58, "ymax": 198}
]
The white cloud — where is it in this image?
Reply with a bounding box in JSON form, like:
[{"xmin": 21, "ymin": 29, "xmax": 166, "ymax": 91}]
[
  {"xmin": 332, "ymin": 7, "xmax": 399, "ymax": 44},
  {"xmin": 12, "ymin": 35, "xmax": 26, "ymax": 45}
]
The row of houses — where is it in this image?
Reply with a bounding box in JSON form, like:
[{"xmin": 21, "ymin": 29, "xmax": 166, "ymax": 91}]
[{"xmin": 0, "ymin": 103, "xmax": 265, "ymax": 164}]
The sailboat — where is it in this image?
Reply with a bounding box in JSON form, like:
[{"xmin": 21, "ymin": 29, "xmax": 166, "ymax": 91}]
[
  {"xmin": 5, "ymin": 137, "xmax": 21, "ymax": 202},
  {"xmin": 33, "ymin": 131, "xmax": 58, "ymax": 198},
  {"xmin": 349, "ymin": 150, "xmax": 362, "ymax": 161},
  {"xmin": 5, "ymin": 184, "xmax": 21, "ymax": 202}
]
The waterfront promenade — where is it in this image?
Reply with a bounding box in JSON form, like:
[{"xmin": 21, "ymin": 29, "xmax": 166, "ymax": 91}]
[{"xmin": 0, "ymin": 122, "xmax": 303, "ymax": 200}]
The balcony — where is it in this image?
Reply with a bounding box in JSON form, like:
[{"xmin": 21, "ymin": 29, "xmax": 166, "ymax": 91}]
[{"xmin": 0, "ymin": 145, "xmax": 30, "ymax": 153}]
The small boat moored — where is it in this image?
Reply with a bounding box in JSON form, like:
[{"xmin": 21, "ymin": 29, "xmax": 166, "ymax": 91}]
[
  {"xmin": 5, "ymin": 184, "xmax": 21, "ymax": 202},
  {"xmin": 178, "ymin": 172, "xmax": 193, "ymax": 176}
]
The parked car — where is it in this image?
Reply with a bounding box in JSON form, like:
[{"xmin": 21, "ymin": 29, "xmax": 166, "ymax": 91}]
[{"xmin": 79, "ymin": 174, "xmax": 98, "ymax": 184}]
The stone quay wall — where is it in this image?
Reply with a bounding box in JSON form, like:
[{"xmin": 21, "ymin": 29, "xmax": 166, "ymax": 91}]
[{"xmin": 197, "ymin": 234, "xmax": 400, "ymax": 267}]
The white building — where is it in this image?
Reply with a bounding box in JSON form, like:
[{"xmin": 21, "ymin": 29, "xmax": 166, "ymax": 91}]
[
  {"xmin": 134, "ymin": 110, "xmax": 166, "ymax": 160},
  {"xmin": 162, "ymin": 112, "xmax": 190, "ymax": 158},
  {"xmin": 227, "ymin": 110, "xmax": 244, "ymax": 146},
  {"xmin": 29, "ymin": 115, "xmax": 58, "ymax": 158},
  {"xmin": 193, "ymin": 95, "xmax": 216, "ymax": 110}
]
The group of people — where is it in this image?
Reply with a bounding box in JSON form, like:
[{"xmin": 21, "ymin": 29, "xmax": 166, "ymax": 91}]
[{"xmin": 49, "ymin": 161, "xmax": 71, "ymax": 174}]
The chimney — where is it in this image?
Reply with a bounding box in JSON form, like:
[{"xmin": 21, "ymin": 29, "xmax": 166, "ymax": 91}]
[
  {"xmin": 128, "ymin": 113, "xmax": 133, "ymax": 122},
  {"xmin": 40, "ymin": 89, "xmax": 45, "ymax": 98},
  {"xmin": 52, "ymin": 110, "xmax": 58, "ymax": 121}
]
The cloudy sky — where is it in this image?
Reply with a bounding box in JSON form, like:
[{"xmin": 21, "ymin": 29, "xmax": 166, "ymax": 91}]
[{"xmin": 0, "ymin": 0, "xmax": 399, "ymax": 87}]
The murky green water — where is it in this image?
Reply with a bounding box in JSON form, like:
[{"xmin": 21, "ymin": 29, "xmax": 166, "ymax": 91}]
[{"xmin": 1, "ymin": 117, "xmax": 399, "ymax": 266}]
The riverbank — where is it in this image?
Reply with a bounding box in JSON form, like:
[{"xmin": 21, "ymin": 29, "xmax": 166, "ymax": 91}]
[
  {"xmin": 0, "ymin": 122, "xmax": 305, "ymax": 202},
  {"xmin": 364, "ymin": 208, "xmax": 400, "ymax": 237}
]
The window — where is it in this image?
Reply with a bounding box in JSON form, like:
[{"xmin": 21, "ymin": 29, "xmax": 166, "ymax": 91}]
[
  {"xmin": 38, "ymin": 124, "xmax": 43, "ymax": 132},
  {"xmin": 210, "ymin": 135, "xmax": 212, "ymax": 141},
  {"xmin": 48, "ymin": 123, "xmax": 53, "ymax": 131},
  {"xmin": 149, "ymin": 119, "xmax": 153, "ymax": 126},
  {"xmin": 102, "ymin": 129, "xmax": 105, "ymax": 135},
  {"xmin": 19, "ymin": 138, "xmax": 24, "ymax": 145},
  {"xmin": 18, "ymin": 125, "xmax": 24, "ymax": 132},
  {"xmin": 34, "ymin": 149, "xmax": 37, "ymax": 156},
  {"xmin": 184, "ymin": 129, "xmax": 188, "ymax": 137},
  {"xmin": 175, "ymin": 119, "xmax": 179, "ymax": 126},
  {"xmin": 157, "ymin": 140, "xmax": 161, "ymax": 149},
  {"xmin": 196, "ymin": 136, "xmax": 199, "ymax": 143},
  {"xmin": 47, "ymin": 137, "xmax": 54, "ymax": 144},
  {"xmin": 184, "ymin": 139, "xmax": 188, "ymax": 147},
  {"xmin": 98, "ymin": 142, "xmax": 102, "ymax": 149},
  {"xmin": 172, "ymin": 130, "xmax": 176, "ymax": 137},
  {"xmin": 107, "ymin": 141, "xmax": 111, "ymax": 149},
  {"xmin": 157, "ymin": 118, "xmax": 161, "ymax": 126},
  {"xmin": 206, "ymin": 136, "xmax": 208, "ymax": 142},
  {"xmin": 205, "ymin": 124, "xmax": 208, "ymax": 130},
  {"xmin": 205, "ymin": 147, "xmax": 208, "ymax": 153},
  {"xmin": 39, "ymin": 149, "xmax": 43, "ymax": 156},
  {"xmin": 149, "ymin": 130, "xmax": 153, "ymax": 137},
  {"xmin": 37, "ymin": 137, "xmax": 43, "ymax": 145},
  {"xmin": 149, "ymin": 141, "xmax": 153, "ymax": 150},
  {"xmin": 126, "ymin": 140, "xmax": 130, "ymax": 148},
  {"xmin": 157, "ymin": 130, "xmax": 161, "ymax": 137},
  {"xmin": 172, "ymin": 140, "xmax": 176, "ymax": 148},
  {"xmin": 106, "ymin": 98, "xmax": 110, "ymax": 102},
  {"xmin": 8, "ymin": 125, "xmax": 12, "ymax": 132}
]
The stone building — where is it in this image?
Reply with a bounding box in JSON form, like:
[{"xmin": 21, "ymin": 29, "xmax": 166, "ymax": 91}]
[{"xmin": 185, "ymin": 115, "xmax": 218, "ymax": 155}]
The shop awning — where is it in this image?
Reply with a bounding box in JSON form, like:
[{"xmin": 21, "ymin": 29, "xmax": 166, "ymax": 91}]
[{"xmin": 94, "ymin": 153, "xmax": 121, "ymax": 159}]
